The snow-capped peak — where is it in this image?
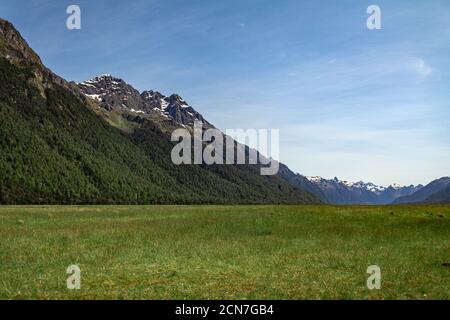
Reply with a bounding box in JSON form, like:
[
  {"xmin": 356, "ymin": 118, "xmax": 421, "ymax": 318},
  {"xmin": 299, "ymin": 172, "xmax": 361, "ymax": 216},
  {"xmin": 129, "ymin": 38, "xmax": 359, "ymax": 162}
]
[
  {"xmin": 307, "ymin": 176, "xmax": 405, "ymax": 193},
  {"xmin": 306, "ymin": 176, "xmax": 324, "ymax": 183},
  {"xmin": 351, "ymin": 181, "xmax": 386, "ymax": 192},
  {"xmin": 389, "ymin": 183, "xmax": 402, "ymax": 190},
  {"xmin": 81, "ymin": 74, "xmax": 124, "ymax": 85},
  {"xmin": 77, "ymin": 75, "xmax": 209, "ymax": 127}
]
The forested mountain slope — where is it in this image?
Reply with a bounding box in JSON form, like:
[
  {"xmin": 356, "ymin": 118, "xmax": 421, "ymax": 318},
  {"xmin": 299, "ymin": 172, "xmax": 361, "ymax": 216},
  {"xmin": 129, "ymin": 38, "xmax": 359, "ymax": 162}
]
[{"xmin": 0, "ymin": 18, "xmax": 318, "ymax": 205}]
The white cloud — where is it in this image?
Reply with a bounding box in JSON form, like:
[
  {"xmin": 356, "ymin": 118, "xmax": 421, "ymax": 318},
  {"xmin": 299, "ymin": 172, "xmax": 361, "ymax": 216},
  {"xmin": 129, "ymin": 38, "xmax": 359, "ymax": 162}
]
[{"xmin": 413, "ymin": 58, "xmax": 433, "ymax": 77}]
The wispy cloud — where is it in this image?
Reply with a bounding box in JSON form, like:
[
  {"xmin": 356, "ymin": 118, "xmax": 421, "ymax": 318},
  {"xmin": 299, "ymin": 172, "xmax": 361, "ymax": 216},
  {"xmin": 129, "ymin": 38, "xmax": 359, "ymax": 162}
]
[{"xmin": 412, "ymin": 58, "xmax": 433, "ymax": 77}]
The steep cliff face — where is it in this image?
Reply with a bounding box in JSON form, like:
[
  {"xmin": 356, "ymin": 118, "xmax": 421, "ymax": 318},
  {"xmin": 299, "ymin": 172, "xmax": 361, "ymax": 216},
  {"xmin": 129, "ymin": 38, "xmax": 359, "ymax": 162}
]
[
  {"xmin": 0, "ymin": 18, "xmax": 87, "ymax": 101},
  {"xmin": 0, "ymin": 19, "xmax": 42, "ymax": 66}
]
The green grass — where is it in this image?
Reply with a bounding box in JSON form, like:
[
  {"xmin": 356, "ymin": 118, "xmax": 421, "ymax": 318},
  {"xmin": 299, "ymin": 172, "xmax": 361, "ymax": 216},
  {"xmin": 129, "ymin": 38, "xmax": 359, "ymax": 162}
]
[{"xmin": 0, "ymin": 205, "xmax": 449, "ymax": 300}]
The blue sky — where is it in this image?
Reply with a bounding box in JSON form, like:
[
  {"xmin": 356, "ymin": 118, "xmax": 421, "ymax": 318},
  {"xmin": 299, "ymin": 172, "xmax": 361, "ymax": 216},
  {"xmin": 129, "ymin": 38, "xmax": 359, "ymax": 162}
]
[{"xmin": 1, "ymin": 0, "xmax": 449, "ymax": 185}]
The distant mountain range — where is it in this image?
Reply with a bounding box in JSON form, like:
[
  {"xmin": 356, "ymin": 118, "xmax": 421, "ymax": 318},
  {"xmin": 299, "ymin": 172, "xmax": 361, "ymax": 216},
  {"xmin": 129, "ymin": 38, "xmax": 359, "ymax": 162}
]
[
  {"xmin": 0, "ymin": 18, "xmax": 447, "ymax": 205},
  {"xmin": 393, "ymin": 177, "xmax": 450, "ymax": 204},
  {"xmin": 305, "ymin": 176, "xmax": 450, "ymax": 204},
  {"xmin": 305, "ymin": 176, "xmax": 422, "ymax": 204},
  {"xmin": 423, "ymin": 185, "xmax": 450, "ymax": 204}
]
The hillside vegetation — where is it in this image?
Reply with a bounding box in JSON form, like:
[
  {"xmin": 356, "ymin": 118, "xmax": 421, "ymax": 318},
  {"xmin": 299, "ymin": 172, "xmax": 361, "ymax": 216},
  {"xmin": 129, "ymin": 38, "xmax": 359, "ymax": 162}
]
[{"xmin": 0, "ymin": 58, "xmax": 317, "ymax": 204}]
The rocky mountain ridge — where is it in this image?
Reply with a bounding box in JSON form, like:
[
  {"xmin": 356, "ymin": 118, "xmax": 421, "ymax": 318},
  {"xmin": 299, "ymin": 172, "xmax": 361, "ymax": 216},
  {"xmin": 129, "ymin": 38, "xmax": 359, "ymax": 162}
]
[
  {"xmin": 77, "ymin": 74, "xmax": 209, "ymax": 128},
  {"xmin": 306, "ymin": 176, "xmax": 423, "ymax": 204}
]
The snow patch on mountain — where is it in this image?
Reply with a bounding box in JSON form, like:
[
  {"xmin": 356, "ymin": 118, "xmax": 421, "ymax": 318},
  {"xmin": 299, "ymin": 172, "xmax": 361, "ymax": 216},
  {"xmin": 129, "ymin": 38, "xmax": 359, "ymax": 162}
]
[
  {"xmin": 306, "ymin": 176, "xmax": 409, "ymax": 193},
  {"xmin": 305, "ymin": 176, "xmax": 423, "ymax": 204},
  {"xmin": 77, "ymin": 75, "xmax": 210, "ymax": 127}
]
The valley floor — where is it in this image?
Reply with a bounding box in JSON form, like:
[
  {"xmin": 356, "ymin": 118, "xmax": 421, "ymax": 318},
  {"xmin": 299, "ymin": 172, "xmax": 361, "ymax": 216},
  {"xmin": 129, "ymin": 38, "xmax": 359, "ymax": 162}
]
[{"xmin": 0, "ymin": 205, "xmax": 449, "ymax": 299}]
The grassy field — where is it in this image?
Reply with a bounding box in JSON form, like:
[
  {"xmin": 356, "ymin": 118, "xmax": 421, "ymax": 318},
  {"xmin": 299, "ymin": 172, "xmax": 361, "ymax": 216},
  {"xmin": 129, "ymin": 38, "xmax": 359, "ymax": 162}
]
[{"xmin": 0, "ymin": 205, "xmax": 449, "ymax": 300}]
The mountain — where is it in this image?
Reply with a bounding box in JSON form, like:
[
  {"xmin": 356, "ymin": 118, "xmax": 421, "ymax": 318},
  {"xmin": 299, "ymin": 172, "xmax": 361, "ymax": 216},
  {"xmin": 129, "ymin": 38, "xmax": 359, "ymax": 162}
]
[
  {"xmin": 306, "ymin": 176, "xmax": 422, "ymax": 204},
  {"xmin": 278, "ymin": 165, "xmax": 327, "ymax": 202},
  {"xmin": 77, "ymin": 74, "xmax": 328, "ymax": 201},
  {"xmin": 376, "ymin": 184, "xmax": 423, "ymax": 204},
  {"xmin": 77, "ymin": 74, "xmax": 209, "ymax": 128},
  {"xmin": 423, "ymin": 185, "xmax": 450, "ymax": 204},
  {"xmin": 0, "ymin": 18, "xmax": 319, "ymax": 205},
  {"xmin": 393, "ymin": 177, "xmax": 450, "ymax": 204},
  {"xmin": 0, "ymin": 19, "xmax": 42, "ymax": 66}
]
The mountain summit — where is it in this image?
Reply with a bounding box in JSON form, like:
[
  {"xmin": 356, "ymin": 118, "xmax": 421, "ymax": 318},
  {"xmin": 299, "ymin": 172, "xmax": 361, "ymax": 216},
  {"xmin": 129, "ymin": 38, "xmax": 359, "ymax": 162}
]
[
  {"xmin": 0, "ymin": 19, "xmax": 42, "ymax": 66},
  {"xmin": 77, "ymin": 74, "xmax": 209, "ymax": 128}
]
